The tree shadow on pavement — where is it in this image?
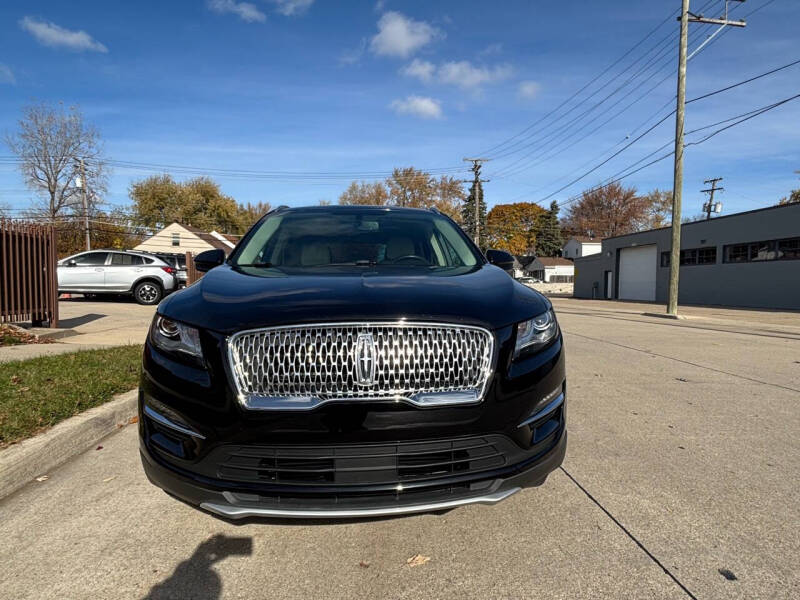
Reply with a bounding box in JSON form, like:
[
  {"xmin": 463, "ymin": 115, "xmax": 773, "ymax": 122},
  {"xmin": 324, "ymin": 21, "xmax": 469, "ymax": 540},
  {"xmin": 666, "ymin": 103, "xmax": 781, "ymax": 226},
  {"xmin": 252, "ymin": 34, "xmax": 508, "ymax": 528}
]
[{"xmin": 143, "ymin": 534, "xmax": 253, "ymax": 600}]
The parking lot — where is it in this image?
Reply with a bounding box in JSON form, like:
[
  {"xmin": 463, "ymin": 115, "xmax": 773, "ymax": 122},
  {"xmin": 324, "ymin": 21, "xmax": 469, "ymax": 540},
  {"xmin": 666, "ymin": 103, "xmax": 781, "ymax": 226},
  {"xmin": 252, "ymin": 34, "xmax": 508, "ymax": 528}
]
[{"xmin": 1, "ymin": 297, "xmax": 798, "ymax": 599}]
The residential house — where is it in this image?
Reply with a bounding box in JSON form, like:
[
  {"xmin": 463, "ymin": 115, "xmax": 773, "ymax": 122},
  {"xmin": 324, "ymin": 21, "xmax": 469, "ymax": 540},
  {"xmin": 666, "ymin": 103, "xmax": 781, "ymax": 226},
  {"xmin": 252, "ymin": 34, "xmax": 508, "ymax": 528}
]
[
  {"xmin": 134, "ymin": 223, "xmax": 237, "ymax": 256},
  {"xmin": 524, "ymin": 257, "xmax": 575, "ymax": 283},
  {"xmin": 562, "ymin": 236, "xmax": 602, "ymax": 259}
]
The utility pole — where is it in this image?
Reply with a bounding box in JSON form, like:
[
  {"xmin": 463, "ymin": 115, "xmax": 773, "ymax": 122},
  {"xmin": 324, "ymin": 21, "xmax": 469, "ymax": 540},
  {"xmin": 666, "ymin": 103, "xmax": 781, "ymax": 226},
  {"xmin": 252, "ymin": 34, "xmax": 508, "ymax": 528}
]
[
  {"xmin": 76, "ymin": 158, "xmax": 91, "ymax": 251},
  {"xmin": 667, "ymin": 0, "xmax": 746, "ymax": 316},
  {"xmin": 463, "ymin": 158, "xmax": 490, "ymax": 246},
  {"xmin": 701, "ymin": 177, "xmax": 723, "ymax": 219}
]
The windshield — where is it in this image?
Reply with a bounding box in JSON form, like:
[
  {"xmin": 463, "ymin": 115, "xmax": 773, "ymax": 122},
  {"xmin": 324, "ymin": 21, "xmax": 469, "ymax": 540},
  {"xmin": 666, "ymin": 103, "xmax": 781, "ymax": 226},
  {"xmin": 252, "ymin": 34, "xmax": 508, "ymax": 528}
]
[{"xmin": 232, "ymin": 209, "xmax": 481, "ymax": 273}]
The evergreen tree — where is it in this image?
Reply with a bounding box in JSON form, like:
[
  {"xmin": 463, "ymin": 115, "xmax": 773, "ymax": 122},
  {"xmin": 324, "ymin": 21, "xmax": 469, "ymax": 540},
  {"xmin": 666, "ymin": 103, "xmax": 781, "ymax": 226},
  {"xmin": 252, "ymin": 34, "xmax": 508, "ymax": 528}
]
[
  {"xmin": 535, "ymin": 200, "xmax": 564, "ymax": 256},
  {"xmin": 461, "ymin": 179, "xmax": 488, "ymax": 249}
]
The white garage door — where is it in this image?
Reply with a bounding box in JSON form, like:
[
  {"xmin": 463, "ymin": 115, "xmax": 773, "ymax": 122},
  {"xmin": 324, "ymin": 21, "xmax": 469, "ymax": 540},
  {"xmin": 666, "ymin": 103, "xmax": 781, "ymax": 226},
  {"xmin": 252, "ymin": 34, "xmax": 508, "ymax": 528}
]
[{"xmin": 618, "ymin": 245, "xmax": 657, "ymax": 301}]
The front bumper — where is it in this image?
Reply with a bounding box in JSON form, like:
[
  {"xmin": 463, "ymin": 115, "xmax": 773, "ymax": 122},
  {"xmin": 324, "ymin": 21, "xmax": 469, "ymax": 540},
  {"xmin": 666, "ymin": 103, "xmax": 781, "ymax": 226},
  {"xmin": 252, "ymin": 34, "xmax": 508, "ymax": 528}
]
[
  {"xmin": 140, "ymin": 428, "xmax": 566, "ymax": 519},
  {"xmin": 138, "ymin": 328, "xmax": 567, "ymax": 519}
]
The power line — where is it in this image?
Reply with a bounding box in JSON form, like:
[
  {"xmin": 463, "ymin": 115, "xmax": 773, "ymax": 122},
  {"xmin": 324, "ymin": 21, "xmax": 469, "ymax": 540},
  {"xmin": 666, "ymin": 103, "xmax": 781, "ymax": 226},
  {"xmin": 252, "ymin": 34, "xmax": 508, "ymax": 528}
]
[
  {"xmin": 490, "ymin": 3, "xmax": 739, "ymax": 179},
  {"xmin": 549, "ymin": 91, "xmax": 800, "ymax": 210},
  {"xmin": 477, "ymin": 4, "xmax": 685, "ymax": 158},
  {"xmin": 481, "ymin": 0, "xmax": 721, "ymax": 165},
  {"xmin": 506, "ymin": 58, "xmax": 800, "ymax": 205}
]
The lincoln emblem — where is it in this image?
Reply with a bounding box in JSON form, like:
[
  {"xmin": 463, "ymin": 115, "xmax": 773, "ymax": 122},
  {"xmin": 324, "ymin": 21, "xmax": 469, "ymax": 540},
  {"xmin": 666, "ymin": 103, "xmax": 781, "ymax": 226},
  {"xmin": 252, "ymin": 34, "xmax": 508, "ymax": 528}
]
[{"xmin": 355, "ymin": 333, "xmax": 376, "ymax": 386}]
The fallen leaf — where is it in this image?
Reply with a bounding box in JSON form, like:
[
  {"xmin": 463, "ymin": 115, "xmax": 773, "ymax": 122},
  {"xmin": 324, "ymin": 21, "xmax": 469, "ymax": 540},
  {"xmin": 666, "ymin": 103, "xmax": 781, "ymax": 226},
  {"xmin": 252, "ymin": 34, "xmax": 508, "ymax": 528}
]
[
  {"xmin": 406, "ymin": 554, "xmax": 431, "ymax": 567},
  {"xmin": 10, "ymin": 375, "xmax": 21, "ymax": 385},
  {"xmin": 35, "ymin": 475, "xmax": 49, "ymax": 482},
  {"xmin": 128, "ymin": 415, "xmax": 139, "ymax": 425},
  {"xmin": 358, "ymin": 561, "xmax": 370, "ymax": 568},
  {"xmin": 17, "ymin": 386, "xmax": 30, "ymax": 393},
  {"xmin": 102, "ymin": 476, "xmax": 117, "ymax": 483},
  {"xmin": 95, "ymin": 445, "xmax": 103, "ymax": 451}
]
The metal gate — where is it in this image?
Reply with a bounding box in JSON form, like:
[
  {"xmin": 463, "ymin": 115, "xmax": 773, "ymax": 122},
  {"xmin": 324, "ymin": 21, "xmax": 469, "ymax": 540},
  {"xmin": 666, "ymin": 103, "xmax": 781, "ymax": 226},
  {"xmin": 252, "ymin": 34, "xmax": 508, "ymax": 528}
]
[{"xmin": 0, "ymin": 219, "xmax": 59, "ymax": 327}]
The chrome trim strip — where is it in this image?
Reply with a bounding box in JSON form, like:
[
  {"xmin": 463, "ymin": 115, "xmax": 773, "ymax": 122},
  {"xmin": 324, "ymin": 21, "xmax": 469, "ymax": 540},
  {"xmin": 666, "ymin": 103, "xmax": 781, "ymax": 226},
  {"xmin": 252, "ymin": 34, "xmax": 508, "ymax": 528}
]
[
  {"xmin": 200, "ymin": 487, "xmax": 520, "ymax": 519},
  {"xmin": 226, "ymin": 321, "xmax": 496, "ymax": 411},
  {"xmin": 517, "ymin": 392, "xmax": 565, "ymax": 429},
  {"xmin": 143, "ymin": 405, "xmax": 206, "ymax": 439}
]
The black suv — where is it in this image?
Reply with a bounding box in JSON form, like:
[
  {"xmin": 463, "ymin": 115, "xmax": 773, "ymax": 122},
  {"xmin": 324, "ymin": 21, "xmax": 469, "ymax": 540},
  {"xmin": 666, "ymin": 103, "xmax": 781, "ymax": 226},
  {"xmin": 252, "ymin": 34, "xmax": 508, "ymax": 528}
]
[{"xmin": 139, "ymin": 206, "xmax": 566, "ymax": 518}]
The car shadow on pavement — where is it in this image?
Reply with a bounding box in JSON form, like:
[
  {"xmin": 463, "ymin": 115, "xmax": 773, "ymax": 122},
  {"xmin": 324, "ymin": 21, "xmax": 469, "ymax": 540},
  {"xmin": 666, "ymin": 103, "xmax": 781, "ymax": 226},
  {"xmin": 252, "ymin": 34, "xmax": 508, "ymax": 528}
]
[
  {"xmin": 57, "ymin": 313, "xmax": 106, "ymax": 328},
  {"xmin": 142, "ymin": 534, "xmax": 253, "ymax": 600}
]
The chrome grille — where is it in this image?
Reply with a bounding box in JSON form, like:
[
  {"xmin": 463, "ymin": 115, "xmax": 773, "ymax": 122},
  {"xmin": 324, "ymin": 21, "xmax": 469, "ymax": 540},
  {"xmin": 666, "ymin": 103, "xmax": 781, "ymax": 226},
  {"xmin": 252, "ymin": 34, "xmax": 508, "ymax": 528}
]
[{"xmin": 227, "ymin": 322, "xmax": 495, "ymax": 410}]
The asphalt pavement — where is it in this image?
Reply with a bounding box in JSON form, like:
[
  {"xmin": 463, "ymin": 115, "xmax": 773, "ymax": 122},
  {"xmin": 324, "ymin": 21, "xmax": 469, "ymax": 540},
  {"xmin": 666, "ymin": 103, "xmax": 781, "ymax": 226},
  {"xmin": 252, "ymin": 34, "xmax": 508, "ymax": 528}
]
[{"xmin": 1, "ymin": 297, "xmax": 798, "ymax": 599}]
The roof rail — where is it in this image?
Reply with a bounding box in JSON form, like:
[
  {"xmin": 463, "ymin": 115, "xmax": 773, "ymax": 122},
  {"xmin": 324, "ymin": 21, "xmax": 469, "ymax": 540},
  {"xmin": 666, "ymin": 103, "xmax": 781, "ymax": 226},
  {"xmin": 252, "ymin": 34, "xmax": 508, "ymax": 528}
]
[
  {"xmin": 429, "ymin": 206, "xmax": 442, "ymax": 215},
  {"xmin": 269, "ymin": 205, "xmax": 291, "ymax": 214}
]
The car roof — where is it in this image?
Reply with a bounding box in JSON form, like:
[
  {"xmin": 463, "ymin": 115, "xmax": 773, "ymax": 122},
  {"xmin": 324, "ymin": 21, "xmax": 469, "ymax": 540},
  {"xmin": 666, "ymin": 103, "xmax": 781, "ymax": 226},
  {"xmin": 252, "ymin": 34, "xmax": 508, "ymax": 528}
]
[{"xmin": 275, "ymin": 205, "xmax": 440, "ymax": 216}]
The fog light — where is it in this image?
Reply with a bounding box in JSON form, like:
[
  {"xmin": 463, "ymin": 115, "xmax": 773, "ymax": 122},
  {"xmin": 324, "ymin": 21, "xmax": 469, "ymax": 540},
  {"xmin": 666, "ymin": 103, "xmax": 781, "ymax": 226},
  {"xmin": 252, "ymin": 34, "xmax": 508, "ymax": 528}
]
[{"xmin": 518, "ymin": 385, "xmax": 564, "ymax": 430}]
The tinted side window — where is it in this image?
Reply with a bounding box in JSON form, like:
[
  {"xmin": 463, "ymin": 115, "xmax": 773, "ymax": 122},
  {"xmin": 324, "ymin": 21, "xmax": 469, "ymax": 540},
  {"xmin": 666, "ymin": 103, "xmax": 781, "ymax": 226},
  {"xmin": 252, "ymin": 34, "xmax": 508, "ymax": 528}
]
[
  {"xmin": 74, "ymin": 252, "xmax": 109, "ymax": 266},
  {"xmin": 111, "ymin": 253, "xmax": 144, "ymax": 266}
]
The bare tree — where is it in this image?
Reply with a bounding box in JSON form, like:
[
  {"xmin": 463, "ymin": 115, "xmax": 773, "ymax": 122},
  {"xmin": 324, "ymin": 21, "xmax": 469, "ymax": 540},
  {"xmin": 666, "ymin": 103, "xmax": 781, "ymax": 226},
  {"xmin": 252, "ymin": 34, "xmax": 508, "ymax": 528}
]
[{"xmin": 5, "ymin": 102, "xmax": 108, "ymax": 220}]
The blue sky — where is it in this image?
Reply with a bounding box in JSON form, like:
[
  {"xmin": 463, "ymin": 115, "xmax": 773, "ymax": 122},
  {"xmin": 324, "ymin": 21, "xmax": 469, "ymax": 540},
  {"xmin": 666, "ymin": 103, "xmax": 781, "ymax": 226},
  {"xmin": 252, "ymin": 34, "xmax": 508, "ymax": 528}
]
[{"xmin": 1, "ymin": 0, "xmax": 798, "ymax": 218}]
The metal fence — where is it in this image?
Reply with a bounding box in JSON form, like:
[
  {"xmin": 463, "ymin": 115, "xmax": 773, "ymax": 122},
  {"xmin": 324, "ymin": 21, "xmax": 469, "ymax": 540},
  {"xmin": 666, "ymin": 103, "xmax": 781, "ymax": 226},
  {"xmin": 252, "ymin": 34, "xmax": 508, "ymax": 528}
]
[{"xmin": 0, "ymin": 219, "xmax": 59, "ymax": 327}]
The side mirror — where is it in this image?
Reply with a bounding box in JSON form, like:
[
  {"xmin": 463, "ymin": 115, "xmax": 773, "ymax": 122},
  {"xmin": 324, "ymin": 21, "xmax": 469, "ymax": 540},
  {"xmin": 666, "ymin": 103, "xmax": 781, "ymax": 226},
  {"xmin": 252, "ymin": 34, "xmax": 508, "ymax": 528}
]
[
  {"xmin": 485, "ymin": 249, "xmax": 515, "ymax": 274},
  {"xmin": 194, "ymin": 248, "xmax": 226, "ymax": 273},
  {"xmin": 66, "ymin": 259, "xmax": 77, "ymax": 267}
]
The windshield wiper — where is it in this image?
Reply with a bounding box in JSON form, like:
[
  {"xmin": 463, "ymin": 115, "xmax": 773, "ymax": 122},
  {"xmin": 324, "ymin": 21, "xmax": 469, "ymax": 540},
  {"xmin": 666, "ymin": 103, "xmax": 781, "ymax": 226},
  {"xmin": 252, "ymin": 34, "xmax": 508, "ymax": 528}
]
[{"xmin": 236, "ymin": 262, "xmax": 274, "ymax": 268}]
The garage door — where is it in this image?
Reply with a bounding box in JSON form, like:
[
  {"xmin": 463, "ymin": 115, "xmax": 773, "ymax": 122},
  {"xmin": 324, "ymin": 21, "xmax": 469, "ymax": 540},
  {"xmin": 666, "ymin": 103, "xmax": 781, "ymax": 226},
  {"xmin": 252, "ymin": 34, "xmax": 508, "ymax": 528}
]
[{"xmin": 618, "ymin": 245, "xmax": 657, "ymax": 301}]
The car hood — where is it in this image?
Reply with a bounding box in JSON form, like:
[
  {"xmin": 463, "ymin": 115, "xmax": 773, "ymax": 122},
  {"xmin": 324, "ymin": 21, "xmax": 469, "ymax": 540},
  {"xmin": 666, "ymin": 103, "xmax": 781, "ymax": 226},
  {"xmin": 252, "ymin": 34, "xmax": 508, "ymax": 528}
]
[{"xmin": 158, "ymin": 264, "xmax": 549, "ymax": 334}]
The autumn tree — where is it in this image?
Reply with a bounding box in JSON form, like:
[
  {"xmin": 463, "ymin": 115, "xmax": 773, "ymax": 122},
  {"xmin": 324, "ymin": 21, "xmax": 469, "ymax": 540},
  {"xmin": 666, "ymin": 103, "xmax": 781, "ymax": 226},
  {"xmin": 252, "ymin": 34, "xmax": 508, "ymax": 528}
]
[
  {"xmin": 641, "ymin": 189, "xmax": 673, "ymax": 228},
  {"xmin": 338, "ymin": 167, "xmax": 465, "ymax": 221},
  {"xmin": 536, "ymin": 201, "xmax": 564, "ymax": 257},
  {"xmin": 5, "ymin": 102, "xmax": 108, "ymax": 220},
  {"xmin": 237, "ymin": 201, "xmax": 272, "ymax": 229},
  {"xmin": 338, "ymin": 181, "xmax": 390, "ymax": 205},
  {"xmin": 562, "ymin": 182, "xmax": 649, "ymax": 239},
  {"xmin": 486, "ymin": 202, "xmax": 545, "ymax": 255},
  {"xmin": 129, "ymin": 175, "xmax": 248, "ymax": 233},
  {"xmin": 54, "ymin": 208, "xmax": 146, "ymax": 257},
  {"xmin": 778, "ymin": 189, "xmax": 800, "ymax": 205},
  {"xmin": 461, "ymin": 179, "xmax": 487, "ymax": 248}
]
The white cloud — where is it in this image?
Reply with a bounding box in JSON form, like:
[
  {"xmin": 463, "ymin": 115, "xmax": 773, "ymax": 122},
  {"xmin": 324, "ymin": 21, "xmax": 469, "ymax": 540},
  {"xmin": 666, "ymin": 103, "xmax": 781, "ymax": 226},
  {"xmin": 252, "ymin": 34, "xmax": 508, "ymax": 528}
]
[
  {"xmin": 0, "ymin": 64, "xmax": 15, "ymax": 85},
  {"xmin": 370, "ymin": 12, "xmax": 441, "ymax": 58},
  {"xmin": 438, "ymin": 60, "xmax": 512, "ymax": 89},
  {"xmin": 390, "ymin": 95, "xmax": 442, "ymax": 119},
  {"xmin": 269, "ymin": 0, "xmax": 314, "ymax": 16},
  {"xmin": 518, "ymin": 80, "xmax": 541, "ymax": 100},
  {"xmin": 402, "ymin": 59, "xmax": 512, "ymax": 90},
  {"xmin": 479, "ymin": 43, "xmax": 503, "ymax": 56},
  {"xmin": 207, "ymin": 0, "xmax": 266, "ymax": 22},
  {"xmin": 339, "ymin": 38, "xmax": 367, "ymax": 65},
  {"xmin": 400, "ymin": 58, "xmax": 435, "ymax": 82},
  {"xmin": 19, "ymin": 17, "xmax": 107, "ymax": 52}
]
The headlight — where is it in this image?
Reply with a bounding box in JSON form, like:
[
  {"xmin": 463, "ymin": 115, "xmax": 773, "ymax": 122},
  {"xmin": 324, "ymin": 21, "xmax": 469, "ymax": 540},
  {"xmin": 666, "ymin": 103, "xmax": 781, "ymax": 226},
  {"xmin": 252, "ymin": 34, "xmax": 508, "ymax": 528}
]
[
  {"xmin": 151, "ymin": 316, "xmax": 203, "ymax": 360},
  {"xmin": 514, "ymin": 309, "xmax": 558, "ymax": 357}
]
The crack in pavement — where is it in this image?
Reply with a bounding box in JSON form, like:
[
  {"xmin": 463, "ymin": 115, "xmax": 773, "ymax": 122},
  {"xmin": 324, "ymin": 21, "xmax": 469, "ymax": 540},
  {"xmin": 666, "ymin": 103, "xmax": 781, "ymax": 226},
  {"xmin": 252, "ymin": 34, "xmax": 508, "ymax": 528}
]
[
  {"xmin": 560, "ymin": 466, "xmax": 699, "ymax": 600},
  {"xmin": 563, "ymin": 330, "xmax": 800, "ymax": 395}
]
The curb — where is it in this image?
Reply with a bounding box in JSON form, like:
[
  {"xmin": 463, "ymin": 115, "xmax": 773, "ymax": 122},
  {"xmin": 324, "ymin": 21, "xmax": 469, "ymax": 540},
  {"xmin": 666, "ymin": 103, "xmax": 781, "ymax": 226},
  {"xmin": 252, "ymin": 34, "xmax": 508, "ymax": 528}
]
[
  {"xmin": 7, "ymin": 323, "xmax": 79, "ymax": 341},
  {"xmin": 0, "ymin": 389, "xmax": 139, "ymax": 500}
]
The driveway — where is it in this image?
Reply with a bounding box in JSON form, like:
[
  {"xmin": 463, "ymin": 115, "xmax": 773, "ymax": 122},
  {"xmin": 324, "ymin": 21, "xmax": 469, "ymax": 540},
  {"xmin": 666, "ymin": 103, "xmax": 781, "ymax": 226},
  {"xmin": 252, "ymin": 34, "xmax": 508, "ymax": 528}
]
[
  {"xmin": 1, "ymin": 298, "xmax": 798, "ymax": 599},
  {"xmin": 57, "ymin": 297, "xmax": 156, "ymax": 346}
]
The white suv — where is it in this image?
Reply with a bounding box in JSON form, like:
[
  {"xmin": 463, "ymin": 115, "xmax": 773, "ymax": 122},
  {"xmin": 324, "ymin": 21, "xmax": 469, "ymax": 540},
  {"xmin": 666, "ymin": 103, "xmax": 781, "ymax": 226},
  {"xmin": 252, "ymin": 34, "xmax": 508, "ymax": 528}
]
[{"xmin": 57, "ymin": 250, "xmax": 177, "ymax": 305}]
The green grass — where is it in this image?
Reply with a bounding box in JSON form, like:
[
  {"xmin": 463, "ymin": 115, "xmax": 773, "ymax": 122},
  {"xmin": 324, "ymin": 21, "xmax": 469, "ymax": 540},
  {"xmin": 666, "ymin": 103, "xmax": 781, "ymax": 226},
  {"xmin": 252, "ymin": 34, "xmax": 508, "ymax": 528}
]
[{"xmin": 0, "ymin": 345, "xmax": 142, "ymax": 447}]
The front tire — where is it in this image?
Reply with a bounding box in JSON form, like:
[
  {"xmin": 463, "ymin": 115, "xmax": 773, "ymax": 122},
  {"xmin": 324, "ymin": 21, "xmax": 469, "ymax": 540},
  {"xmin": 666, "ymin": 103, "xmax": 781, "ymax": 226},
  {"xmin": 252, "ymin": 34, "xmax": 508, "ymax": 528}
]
[{"xmin": 134, "ymin": 281, "xmax": 162, "ymax": 305}]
